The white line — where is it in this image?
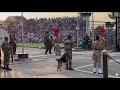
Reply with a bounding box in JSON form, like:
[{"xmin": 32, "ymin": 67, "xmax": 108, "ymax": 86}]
[
  {"xmin": 75, "ymin": 59, "xmax": 120, "ymax": 70},
  {"xmin": 32, "ymin": 52, "xmax": 40, "ymax": 54},
  {"xmin": 74, "ymin": 64, "xmax": 93, "ymax": 69},
  {"xmin": 30, "ymin": 54, "xmax": 55, "ymax": 58},
  {"xmin": 74, "ymin": 57, "xmax": 92, "ymax": 59},
  {"xmin": 30, "ymin": 53, "xmax": 65, "ymax": 58},
  {"xmin": 74, "ymin": 69, "xmax": 120, "ymax": 78}
]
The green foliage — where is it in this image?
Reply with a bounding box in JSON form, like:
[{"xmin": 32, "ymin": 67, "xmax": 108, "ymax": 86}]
[
  {"xmin": 95, "ymin": 26, "xmax": 104, "ymax": 31},
  {"xmin": 17, "ymin": 43, "xmax": 45, "ymax": 48},
  {"xmin": 108, "ymin": 12, "xmax": 117, "ymax": 20},
  {"xmin": 106, "ymin": 22, "xmax": 115, "ymax": 28}
]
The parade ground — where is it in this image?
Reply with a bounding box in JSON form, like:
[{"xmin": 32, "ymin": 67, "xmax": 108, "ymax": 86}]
[{"xmin": 0, "ymin": 47, "xmax": 120, "ymax": 78}]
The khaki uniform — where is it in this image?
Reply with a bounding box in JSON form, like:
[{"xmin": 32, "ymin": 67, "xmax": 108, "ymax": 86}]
[
  {"xmin": 92, "ymin": 40, "xmax": 104, "ymax": 70},
  {"xmin": 55, "ymin": 43, "xmax": 61, "ymax": 56},
  {"xmin": 54, "ymin": 37, "xmax": 61, "ymax": 57},
  {"xmin": 2, "ymin": 42, "xmax": 12, "ymax": 67}
]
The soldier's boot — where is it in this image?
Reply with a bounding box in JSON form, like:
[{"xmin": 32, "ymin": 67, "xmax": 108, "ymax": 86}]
[
  {"xmin": 11, "ymin": 57, "xmax": 14, "ymax": 62},
  {"xmin": 93, "ymin": 68, "xmax": 97, "ymax": 74},
  {"xmin": 98, "ymin": 68, "xmax": 103, "ymax": 74},
  {"xmin": 69, "ymin": 62, "xmax": 74, "ymax": 70},
  {"xmin": 3, "ymin": 65, "xmax": 7, "ymax": 70},
  {"xmin": 6, "ymin": 65, "xmax": 12, "ymax": 71},
  {"xmin": 65, "ymin": 63, "xmax": 69, "ymax": 70}
]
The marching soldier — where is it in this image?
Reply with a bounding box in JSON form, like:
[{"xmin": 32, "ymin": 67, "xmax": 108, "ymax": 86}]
[
  {"xmin": 92, "ymin": 36, "xmax": 104, "ymax": 74},
  {"xmin": 45, "ymin": 35, "xmax": 52, "ymax": 54},
  {"xmin": 2, "ymin": 37, "xmax": 12, "ymax": 70},
  {"xmin": 64, "ymin": 35, "xmax": 74, "ymax": 70},
  {"xmin": 54, "ymin": 36, "xmax": 61, "ymax": 57},
  {"xmin": 0, "ymin": 24, "xmax": 10, "ymax": 69}
]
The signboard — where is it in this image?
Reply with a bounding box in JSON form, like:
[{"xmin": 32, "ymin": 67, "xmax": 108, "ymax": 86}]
[{"xmin": 0, "ymin": 28, "xmax": 10, "ymax": 48}]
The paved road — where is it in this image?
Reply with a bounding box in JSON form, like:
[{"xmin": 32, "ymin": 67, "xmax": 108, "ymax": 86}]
[{"xmin": 0, "ymin": 47, "xmax": 120, "ymax": 78}]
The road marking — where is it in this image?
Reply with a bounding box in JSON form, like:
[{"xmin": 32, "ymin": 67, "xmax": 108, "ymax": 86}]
[
  {"xmin": 74, "ymin": 59, "xmax": 120, "ymax": 78},
  {"xmin": 74, "ymin": 57, "xmax": 92, "ymax": 59},
  {"xmin": 74, "ymin": 69, "xmax": 120, "ymax": 78},
  {"xmin": 75, "ymin": 59, "xmax": 120, "ymax": 70},
  {"xmin": 30, "ymin": 54, "xmax": 55, "ymax": 58},
  {"xmin": 32, "ymin": 52, "xmax": 40, "ymax": 54},
  {"xmin": 74, "ymin": 64, "xmax": 93, "ymax": 69}
]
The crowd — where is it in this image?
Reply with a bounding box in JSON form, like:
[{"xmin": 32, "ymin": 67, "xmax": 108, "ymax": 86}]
[{"xmin": 7, "ymin": 17, "xmax": 84, "ymax": 43}]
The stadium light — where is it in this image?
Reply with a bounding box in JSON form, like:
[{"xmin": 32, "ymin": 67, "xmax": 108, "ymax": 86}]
[
  {"xmin": 92, "ymin": 12, "xmax": 94, "ymax": 42},
  {"xmin": 21, "ymin": 12, "xmax": 24, "ymax": 54},
  {"xmin": 76, "ymin": 12, "xmax": 80, "ymax": 47}
]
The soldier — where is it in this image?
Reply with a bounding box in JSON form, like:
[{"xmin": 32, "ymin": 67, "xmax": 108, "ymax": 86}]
[
  {"xmin": 64, "ymin": 35, "xmax": 74, "ymax": 70},
  {"xmin": 92, "ymin": 36, "xmax": 104, "ymax": 74},
  {"xmin": 2, "ymin": 37, "xmax": 12, "ymax": 70},
  {"xmin": 9, "ymin": 37, "xmax": 14, "ymax": 62},
  {"xmin": 0, "ymin": 24, "xmax": 10, "ymax": 68},
  {"xmin": 84, "ymin": 34, "xmax": 90, "ymax": 50},
  {"xmin": 45, "ymin": 35, "xmax": 52, "ymax": 54},
  {"xmin": 54, "ymin": 36, "xmax": 61, "ymax": 57}
]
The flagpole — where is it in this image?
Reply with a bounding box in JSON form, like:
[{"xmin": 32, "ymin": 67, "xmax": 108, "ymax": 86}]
[
  {"xmin": 21, "ymin": 12, "xmax": 24, "ymax": 54},
  {"xmin": 76, "ymin": 12, "xmax": 79, "ymax": 47},
  {"xmin": 92, "ymin": 12, "xmax": 94, "ymax": 43}
]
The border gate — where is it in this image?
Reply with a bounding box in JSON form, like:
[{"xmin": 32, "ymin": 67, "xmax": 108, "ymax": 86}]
[
  {"xmin": 116, "ymin": 17, "xmax": 120, "ymax": 51},
  {"xmin": 89, "ymin": 21, "xmax": 116, "ymax": 50}
]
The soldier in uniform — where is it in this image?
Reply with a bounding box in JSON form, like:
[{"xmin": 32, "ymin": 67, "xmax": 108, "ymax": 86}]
[
  {"xmin": 0, "ymin": 24, "xmax": 10, "ymax": 69},
  {"xmin": 9, "ymin": 36, "xmax": 14, "ymax": 62},
  {"xmin": 64, "ymin": 35, "xmax": 74, "ymax": 70},
  {"xmin": 45, "ymin": 35, "xmax": 52, "ymax": 54},
  {"xmin": 54, "ymin": 36, "xmax": 61, "ymax": 57},
  {"xmin": 92, "ymin": 36, "xmax": 104, "ymax": 74},
  {"xmin": 2, "ymin": 37, "xmax": 12, "ymax": 70}
]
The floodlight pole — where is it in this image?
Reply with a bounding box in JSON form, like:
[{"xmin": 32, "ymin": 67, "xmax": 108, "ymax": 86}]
[{"xmin": 21, "ymin": 12, "xmax": 24, "ymax": 54}]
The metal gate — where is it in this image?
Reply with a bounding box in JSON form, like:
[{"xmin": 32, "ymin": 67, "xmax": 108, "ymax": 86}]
[
  {"xmin": 90, "ymin": 21, "xmax": 116, "ymax": 50},
  {"xmin": 116, "ymin": 17, "xmax": 120, "ymax": 51}
]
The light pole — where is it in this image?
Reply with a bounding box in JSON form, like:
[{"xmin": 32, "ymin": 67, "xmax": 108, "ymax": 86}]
[
  {"xmin": 76, "ymin": 12, "xmax": 80, "ymax": 47},
  {"xmin": 92, "ymin": 12, "xmax": 94, "ymax": 43},
  {"xmin": 21, "ymin": 12, "xmax": 24, "ymax": 54},
  {"xmin": 18, "ymin": 12, "xmax": 28, "ymax": 59}
]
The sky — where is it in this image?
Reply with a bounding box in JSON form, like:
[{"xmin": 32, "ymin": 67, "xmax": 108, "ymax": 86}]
[{"xmin": 0, "ymin": 12, "xmax": 114, "ymax": 21}]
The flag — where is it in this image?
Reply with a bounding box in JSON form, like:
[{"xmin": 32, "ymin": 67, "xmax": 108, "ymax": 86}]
[{"xmin": 54, "ymin": 28, "xmax": 60, "ymax": 36}]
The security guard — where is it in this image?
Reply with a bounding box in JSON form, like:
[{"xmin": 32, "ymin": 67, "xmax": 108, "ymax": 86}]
[
  {"xmin": 92, "ymin": 36, "xmax": 104, "ymax": 74},
  {"xmin": 0, "ymin": 24, "xmax": 10, "ymax": 68},
  {"xmin": 64, "ymin": 35, "xmax": 74, "ymax": 70},
  {"xmin": 2, "ymin": 37, "xmax": 12, "ymax": 70}
]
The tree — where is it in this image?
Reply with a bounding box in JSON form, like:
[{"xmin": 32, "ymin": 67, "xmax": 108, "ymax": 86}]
[
  {"xmin": 107, "ymin": 12, "xmax": 117, "ymax": 30},
  {"xmin": 108, "ymin": 12, "xmax": 117, "ymax": 20},
  {"xmin": 95, "ymin": 26, "xmax": 104, "ymax": 31}
]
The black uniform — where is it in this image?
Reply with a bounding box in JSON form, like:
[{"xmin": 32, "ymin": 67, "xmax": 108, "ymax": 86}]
[{"xmin": 45, "ymin": 37, "xmax": 52, "ymax": 54}]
